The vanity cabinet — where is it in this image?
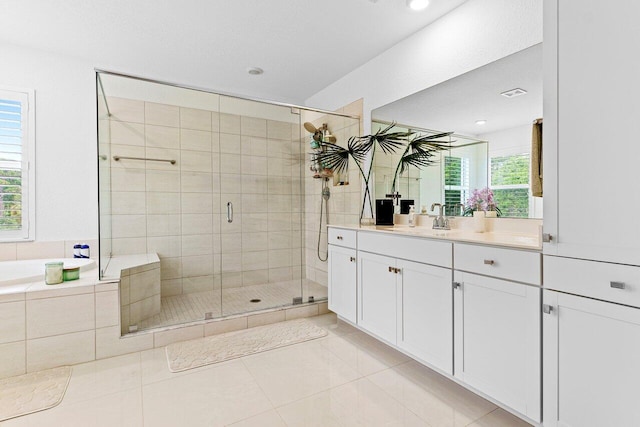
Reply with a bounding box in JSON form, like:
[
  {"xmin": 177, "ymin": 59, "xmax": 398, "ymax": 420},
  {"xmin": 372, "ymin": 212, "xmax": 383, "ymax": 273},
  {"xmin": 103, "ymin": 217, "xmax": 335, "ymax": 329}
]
[
  {"xmin": 543, "ymin": 0, "xmax": 640, "ymax": 265},
  {"xmin": 453, "ymin": 244, "xmax": 541, "ymax": 423},
  {"xmin": 543, "ymin": 256, "xmax": 640, "ymax": 426},
  {"xmin": 358, "ymin": 251, "xmax": 398, "ymax": 344},
  {"xmin": 543, "ymin": 290, "xmax": 640, "ymax": 427},
  {"xmin": 543, "ymin": 2, "xmax": 640, "ymax": 424},
  {"xmin": 397, "ymin": 258, "xmax": 453, "ymax": 374},
  {"xmin": 328, "ymin": 245, "xmax": 357, "ymax": 324},
  {"xmin": 357, "ymin": 231, "xmax": 454, "ymax": 374},
  {"xmin": 328, "ymin": 228, "xmax": 357, "ymax": 324}
]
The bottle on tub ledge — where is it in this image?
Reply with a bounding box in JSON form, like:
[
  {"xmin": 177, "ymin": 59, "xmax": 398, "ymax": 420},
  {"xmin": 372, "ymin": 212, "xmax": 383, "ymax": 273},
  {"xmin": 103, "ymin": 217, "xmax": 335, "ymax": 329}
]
[
  {"xmin": 74, "ymin": 243, "xmax": 91, "ymax": 259},
  {"xmin": 80, "ymin": 243, "xmax": 90, "ymax": 259}
]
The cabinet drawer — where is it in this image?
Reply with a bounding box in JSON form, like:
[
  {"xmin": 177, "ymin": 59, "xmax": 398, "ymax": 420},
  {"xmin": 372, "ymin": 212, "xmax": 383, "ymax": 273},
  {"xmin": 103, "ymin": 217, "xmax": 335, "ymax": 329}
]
[
  {"xmin": 544, "ymin": 255, "xmax": 640, "ymax": 309},
  {"xmin": 358, "ymin": 231, "xmax": 452, "ymax": 268},
  {"xmin": 454, "ymin": 243, "xmax": 541, "ymax": 285},
  {"xmin": 328, "ymin": 227, "xmax": 357, "ymax": 249}
]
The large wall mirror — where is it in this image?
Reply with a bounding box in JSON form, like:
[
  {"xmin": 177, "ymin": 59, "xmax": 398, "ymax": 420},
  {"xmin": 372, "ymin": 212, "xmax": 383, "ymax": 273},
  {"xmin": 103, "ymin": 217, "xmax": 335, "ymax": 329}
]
[{"xmin": 371, "ymin": 43, "xmax": 542, "ymax": 219}]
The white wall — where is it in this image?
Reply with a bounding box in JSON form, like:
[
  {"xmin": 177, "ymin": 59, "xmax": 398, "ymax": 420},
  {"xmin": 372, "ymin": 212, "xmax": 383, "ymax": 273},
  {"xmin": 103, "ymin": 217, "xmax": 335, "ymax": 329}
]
[
  {"xmin": 305, "ymin": 0, "xmax": 542, "ymax": 133},
  {"xmin": 0, "ymin": 42, "xmax": 98, "ymax": 241},
  {"xmin": 478, "ymin": 123, "xmax": 531, "ymax": 157}
]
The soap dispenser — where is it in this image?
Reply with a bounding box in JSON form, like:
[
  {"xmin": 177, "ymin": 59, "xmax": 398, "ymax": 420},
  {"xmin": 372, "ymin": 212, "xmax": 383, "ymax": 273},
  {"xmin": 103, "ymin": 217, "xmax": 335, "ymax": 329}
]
[{"xmin": 408, "ymin": 205, "xmax": 416, "ymax": 227}]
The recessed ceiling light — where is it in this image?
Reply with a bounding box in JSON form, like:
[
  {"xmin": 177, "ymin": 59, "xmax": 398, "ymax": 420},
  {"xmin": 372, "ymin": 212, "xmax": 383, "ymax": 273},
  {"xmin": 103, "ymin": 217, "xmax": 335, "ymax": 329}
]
[
  {"xmin": 247, "ymin": 67, "xmax": 264, "ymax": 76},
  {"xmin": 476, "ymin": 120, "xmax": 487, "ymax": 125},
  {"xmin": 407, "ymin": 0, "xmax": 429, "ymax": 11},
  {"xmin": 500, "ymin": 88, "xmax": 527, "ymax": 98}
]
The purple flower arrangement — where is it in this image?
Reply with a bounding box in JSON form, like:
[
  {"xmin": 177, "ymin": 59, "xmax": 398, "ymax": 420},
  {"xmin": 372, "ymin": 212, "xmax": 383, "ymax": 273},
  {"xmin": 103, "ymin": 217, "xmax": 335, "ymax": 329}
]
[{"xmin": 464, "ymin": 187, "xmax": 502, "ymax": 216}]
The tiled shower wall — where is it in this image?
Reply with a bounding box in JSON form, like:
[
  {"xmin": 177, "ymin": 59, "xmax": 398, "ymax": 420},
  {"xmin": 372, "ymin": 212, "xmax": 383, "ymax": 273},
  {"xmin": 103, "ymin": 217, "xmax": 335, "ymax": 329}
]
[
  {"xmin": 101, "ymin": 97, "xmax": 303, "ymax": 296},
  {"xmin": 303, "ymin": 99, "xmax": 363, "ymax": 286}
]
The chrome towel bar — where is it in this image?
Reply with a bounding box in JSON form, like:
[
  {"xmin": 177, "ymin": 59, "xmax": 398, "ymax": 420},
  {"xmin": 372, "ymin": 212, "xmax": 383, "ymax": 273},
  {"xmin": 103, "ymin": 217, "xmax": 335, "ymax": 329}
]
[{"xmin": 113, "ymin": 155, "xmax": 176, "ymax": 165}]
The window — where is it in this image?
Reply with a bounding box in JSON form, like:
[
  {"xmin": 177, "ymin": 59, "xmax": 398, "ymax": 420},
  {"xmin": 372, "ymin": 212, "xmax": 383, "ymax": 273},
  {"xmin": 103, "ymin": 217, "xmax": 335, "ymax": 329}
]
[
  {"xmin": 444, "ymin": 156, "xmax": 469, "ymax": 215},
  {"xmin": 0, "ymin": 88, "xmax": 35, "ymax": 241},
  {"xmin": 490, "ymin": 153, "xmax": 530, "ymax": 218}
]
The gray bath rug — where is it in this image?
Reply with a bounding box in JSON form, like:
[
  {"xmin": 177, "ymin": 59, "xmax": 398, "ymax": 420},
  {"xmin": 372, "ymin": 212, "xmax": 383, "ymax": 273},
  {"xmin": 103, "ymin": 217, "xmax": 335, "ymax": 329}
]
[
  {"xmin": 166, "ymin": 318, "xmax": 328, "ymax": 372},
  {"xmin": 0, "ymin": 366, "xmax": 71, "ymax": 421}
]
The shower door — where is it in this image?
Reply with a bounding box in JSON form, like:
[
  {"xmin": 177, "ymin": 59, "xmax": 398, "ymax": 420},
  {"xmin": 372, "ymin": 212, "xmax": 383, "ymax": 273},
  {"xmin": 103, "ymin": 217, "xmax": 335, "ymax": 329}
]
[{"xmin": 217, "ymin": 95, "xmax": 304, "ymax": 316}]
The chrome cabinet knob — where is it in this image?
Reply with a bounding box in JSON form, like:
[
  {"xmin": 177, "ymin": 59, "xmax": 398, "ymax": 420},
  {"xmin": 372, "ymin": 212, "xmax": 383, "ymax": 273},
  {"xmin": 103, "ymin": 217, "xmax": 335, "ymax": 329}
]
[{"xmin": 484, "ymin": 259, "xmax": 495, "ymax": 265}]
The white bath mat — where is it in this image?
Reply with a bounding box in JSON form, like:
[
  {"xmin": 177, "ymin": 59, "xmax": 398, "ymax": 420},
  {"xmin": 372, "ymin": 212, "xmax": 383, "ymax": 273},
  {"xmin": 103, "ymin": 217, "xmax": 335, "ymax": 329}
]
[
  {"xmin": 166, "ymin": 318, "xmax": 328, "ymax": 372},
  {"xmin": 0, "ymin": 366, "xmax": 71, "ymax": 421}
]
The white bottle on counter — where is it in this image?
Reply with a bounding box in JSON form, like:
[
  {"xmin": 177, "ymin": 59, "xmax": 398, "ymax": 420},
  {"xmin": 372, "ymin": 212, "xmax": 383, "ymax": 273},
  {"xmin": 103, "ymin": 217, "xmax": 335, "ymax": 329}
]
[{"xmin": 408, "ymin": 205, "xmax": 416, "ymax": 227}]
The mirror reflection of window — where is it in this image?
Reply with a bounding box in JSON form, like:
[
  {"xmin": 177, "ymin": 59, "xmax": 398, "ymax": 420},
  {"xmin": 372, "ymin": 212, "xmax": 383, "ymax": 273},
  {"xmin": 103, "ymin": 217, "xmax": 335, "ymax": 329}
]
[
  {"xmin": 490, "ymin": 153, "xmax": 530, "ymax": 218},
  {"xmin": 444, "ymin": 156, "xmax": 469, "ymax": 215}
]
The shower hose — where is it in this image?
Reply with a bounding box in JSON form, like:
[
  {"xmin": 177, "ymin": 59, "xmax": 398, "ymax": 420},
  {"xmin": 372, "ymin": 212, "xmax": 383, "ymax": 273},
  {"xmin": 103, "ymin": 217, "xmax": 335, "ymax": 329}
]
[{"xmin": 317, "ymin": 179, "xmax": 330, "ymax": 262}]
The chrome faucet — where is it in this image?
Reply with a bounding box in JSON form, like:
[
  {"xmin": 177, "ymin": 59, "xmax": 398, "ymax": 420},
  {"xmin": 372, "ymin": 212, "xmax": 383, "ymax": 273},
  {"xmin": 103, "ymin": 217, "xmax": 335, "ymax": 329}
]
[
  {"xmin": 430, "ymin": 203, "xmax": 450, "ymax": 230},
  {"xmin": 453, "ymin": 203, "xmax": 465, "ymax": 216}
]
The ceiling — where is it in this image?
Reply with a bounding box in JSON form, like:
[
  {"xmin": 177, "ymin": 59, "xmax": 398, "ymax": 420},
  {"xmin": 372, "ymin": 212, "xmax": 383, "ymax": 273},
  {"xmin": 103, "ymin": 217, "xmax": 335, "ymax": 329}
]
[
  {"xmin": 372, "ymin": 43, "xmax": 543, "ymax": 136},
  {"xmin": 0, "ymin": 0, "xmax": 468, "ymax": 104}
]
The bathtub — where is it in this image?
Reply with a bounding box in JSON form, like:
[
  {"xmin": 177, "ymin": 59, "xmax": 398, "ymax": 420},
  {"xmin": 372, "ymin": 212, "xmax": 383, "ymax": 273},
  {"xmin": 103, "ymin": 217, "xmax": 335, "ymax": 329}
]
[{"xmin": 0, "ymin": 258, "xmax": 96, "ymax": 286}]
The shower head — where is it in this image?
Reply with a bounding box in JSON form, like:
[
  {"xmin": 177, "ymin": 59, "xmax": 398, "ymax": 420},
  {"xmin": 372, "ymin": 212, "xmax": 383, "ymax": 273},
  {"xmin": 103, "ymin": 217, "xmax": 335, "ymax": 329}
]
[
  {"xmin": 303, "ymin": 122, "xmax": 317, "ymax": 133},
  {"xmin": 304, "ymin": 122, "xmax": 337, "ymax": 143}
]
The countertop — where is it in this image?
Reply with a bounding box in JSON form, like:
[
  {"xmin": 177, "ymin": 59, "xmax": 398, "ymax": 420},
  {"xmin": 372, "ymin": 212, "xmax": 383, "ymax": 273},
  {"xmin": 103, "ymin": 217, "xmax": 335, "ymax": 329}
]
[{"xmin": 330, "ymin": 224, "xmax": 542, "ymax": 251}]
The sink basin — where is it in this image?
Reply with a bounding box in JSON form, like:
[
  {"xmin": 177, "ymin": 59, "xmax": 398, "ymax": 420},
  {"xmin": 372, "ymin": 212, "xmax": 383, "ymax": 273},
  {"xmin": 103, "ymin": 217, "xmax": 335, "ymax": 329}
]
[{"xmin": 375, "ymin": 226, "xmax": 461, "ymax": 237}]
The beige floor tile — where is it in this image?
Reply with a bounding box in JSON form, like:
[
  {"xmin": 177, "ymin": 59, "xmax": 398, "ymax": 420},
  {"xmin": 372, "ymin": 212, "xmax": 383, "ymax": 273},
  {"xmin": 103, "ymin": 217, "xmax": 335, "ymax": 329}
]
[
  {"xmin": 142, "ymin": 360, "xmax": 273, "ymax": 427},
  {"xmin": 1, "ymin": 388, "xmax": 143, "ymax": 427},
  {"xmin": 307, "ymin": 314, "xmax": 360, "ymax": 337},
  {"xmin": 61, "ymin": 353, "xmax": 141, "ymax": 405},
  {"xmin": 368, "ymin": 360, "xmax": 497, "ymax": 427},
  {"xmin": 276, "ymin": 377, "xmax": 428, "ymax": 427},
  {"xmin": 227, "ymin": 409, "xmax": 287, "ymax": 427},
  {"xmin": 467, "ymin": 408, "xmax": 532, "ymax": 427},
  {"xmin": 241, "ymin": 339, "xmax": 360, "ymax": 407},
  {"xmin": 320, "ymin": 331, "xmax": 410, "ymax": 376}
]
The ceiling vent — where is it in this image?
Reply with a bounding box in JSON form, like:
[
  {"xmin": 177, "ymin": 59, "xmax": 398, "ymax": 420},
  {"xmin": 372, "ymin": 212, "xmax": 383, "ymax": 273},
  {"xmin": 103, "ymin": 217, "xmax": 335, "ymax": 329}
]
[{"xmin": 500, "ymin": 88, "xmax": 527, "ymax": 98}]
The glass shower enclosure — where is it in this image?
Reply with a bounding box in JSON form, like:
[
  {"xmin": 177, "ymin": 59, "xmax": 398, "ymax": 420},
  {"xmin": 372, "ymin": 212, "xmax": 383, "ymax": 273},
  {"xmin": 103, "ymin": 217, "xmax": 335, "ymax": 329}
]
[{"xmin": 96, "ymin": 72, "xmax": 358, "ymax": 334}]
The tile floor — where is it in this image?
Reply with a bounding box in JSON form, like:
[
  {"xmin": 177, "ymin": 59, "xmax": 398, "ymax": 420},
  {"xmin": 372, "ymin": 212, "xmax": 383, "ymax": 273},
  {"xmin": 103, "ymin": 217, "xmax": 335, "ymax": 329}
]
[
  {"xmin": 138, "ymin": 279, "xmax": 327, "ymax": 330},
  {"xmin": 0, "ymin": 314, "xmax": 532, "ymax": 427}
]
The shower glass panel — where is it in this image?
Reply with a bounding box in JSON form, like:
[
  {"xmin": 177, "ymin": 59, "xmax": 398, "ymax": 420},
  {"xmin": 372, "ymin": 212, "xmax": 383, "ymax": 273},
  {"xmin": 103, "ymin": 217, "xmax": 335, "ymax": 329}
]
[
  {"xmin": 96, "ymin": 71, "xmax": 362, "ymax": 334},
  {"xmin": 217, "ymin": 95, "xmax": 304, "ymax": 316}
]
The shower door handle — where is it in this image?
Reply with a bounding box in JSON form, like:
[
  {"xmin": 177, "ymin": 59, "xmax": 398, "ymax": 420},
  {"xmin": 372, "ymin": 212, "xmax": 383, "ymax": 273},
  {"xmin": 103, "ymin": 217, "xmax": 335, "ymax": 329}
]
[{"xmin": 227, "ymin": 202, "xmax": 233, "ymax": 223}]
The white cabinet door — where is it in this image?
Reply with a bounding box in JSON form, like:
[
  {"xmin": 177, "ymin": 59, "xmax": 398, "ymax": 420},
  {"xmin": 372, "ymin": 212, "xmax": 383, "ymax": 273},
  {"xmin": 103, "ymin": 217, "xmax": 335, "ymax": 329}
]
[
  {"xmin": 397, "ymin": 259, "xmax": 453, "ymax": 374},
  {"xmin": 543, "ymin": 290, "xmax": 640, "ymax": 427},
  {"xmin": 454, "ymin": 271, "xmax": 541, "ymax": 422},
  {"xmin": 328, "ymin": 245, "xmax": 357, "ymax": 324},
  {"xmin": 358, "ymin": 251, "xmax": 397, "ymax": 345},
  {"xmin": 544, "ymin": 0, "xmax": 640, "ymax": 265}
]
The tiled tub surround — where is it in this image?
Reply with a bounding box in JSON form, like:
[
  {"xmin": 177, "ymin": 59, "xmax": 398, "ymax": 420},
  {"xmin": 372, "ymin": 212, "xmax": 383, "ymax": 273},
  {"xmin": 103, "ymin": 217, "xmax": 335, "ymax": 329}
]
[
  {"xmin": 0, "ymin": 258, "xmax": 95, "ymax": 286},
  {"xmin": 0, "ymin": 239, "xmax": 99, "ymax": 263},
  {"xmin": 102, "ymin": 97, "xmax": 306, "ymax": 296},
  {"xmin": 0, "ymin": 256, "xmax": 328, "ymax": 381}
]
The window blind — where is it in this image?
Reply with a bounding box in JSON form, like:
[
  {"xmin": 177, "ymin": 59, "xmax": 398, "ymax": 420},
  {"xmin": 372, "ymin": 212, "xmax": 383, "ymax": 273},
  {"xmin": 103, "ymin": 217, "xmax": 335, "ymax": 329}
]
[
  {"xmin": 444, "ymin": 156, "xmax": 470, "ymax": 215},
  {"xmin": 0, "ymin": 97, "xmax": 24, "ymax": 232}
]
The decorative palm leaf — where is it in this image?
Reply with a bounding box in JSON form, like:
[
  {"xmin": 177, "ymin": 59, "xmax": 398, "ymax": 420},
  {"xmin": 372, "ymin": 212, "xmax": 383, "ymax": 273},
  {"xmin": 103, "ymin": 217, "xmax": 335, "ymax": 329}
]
[
  {"xmin": 346, "ymin": 136, "xmax": 369, "ymax": 166},
  {"xmin": 398, "ymin": 151, "xmax": 439, "ymax": 175},
  {"xmin": 391, "ymin": 131, "xmax": 453, "ymax": 191},
  {"xmin": 314, "ymin": 142, "xmax": 349, "ymax": 174},
  {"xmin": 307, "ymin": 122, "xmax": 453, "ymax": 221}
]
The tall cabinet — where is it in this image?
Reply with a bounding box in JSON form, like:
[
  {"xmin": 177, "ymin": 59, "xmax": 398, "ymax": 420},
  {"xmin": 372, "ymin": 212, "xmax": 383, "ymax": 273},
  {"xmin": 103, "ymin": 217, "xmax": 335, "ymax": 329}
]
[
  {"xmin": 543, "ymin": 1, "xmax": 640, "ymax": 425},
  {"xmin": 543, "ymin": 0, "xmax": 640, "ymax": 265}
]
